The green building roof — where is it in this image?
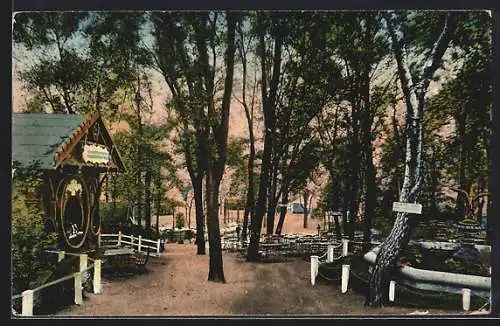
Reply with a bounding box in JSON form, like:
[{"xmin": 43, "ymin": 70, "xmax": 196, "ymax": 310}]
[{"xmin": 12, "ymin": 113, "xmax": 87, "ymax": 169}]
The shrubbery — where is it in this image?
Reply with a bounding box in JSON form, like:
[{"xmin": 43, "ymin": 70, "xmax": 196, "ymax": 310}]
[
  {"xmin": 175, "ymin": 212, "xmax": 185, "ymax": 229},
  {"xmin": 11, "ymin": 167, "xmax": 57, "ymax": 297},
  {"xmin": 99, "ymin": 201, "xmax": 129, "ymax": 233}
]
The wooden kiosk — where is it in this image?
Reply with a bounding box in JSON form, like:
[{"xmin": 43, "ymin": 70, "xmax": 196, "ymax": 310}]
[{"xmin": 12, "ymin": 112, "xmax": 125, "ymax": 252}]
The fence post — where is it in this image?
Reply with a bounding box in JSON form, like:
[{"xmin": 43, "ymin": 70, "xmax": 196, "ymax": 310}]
[
  {"xmin": 138, "ymin": 235, "xmax": 142, "ymax": 252},
  {"xmin": 341, "ymin": 264, "xmax": 350, "ymax": 294},
  {"xmin": 327, "ymin": 245, "xmax": 334, "ymax": 263},
  {"xmin": 342, "ymin": 239, "xmax": 349, "ymax": 257},
  {"xmin": 93, "ymin": 259, "xmax": 102, "ymax": 294},
  {"xmin": 157, "ymin": 239, "xmax": 160, "ymax": 255},
  {"xmin": 462, "ymin": 288, "xmax": 471, "ymax": 311},
  {"xmin": 21, "ymin": 290, "xmax": 34, "ymax": 316},
  {"xmin": 389, "ymin": 280, "xmax": 396, "ymax": 302},
  {"xmin": 58, "ymin": 251, "xmax": 65, "ymax": 262},
  {"xmin": 310, "ymin": 255, "xmax": 319, "ymax": 286},
  {"xmin": 74, "ymin": 272, "xmax": 83, "ymax": 305},
  {"xmin": 79, "ymin": 254, "xmax": 88, "ymax": 272},
  {"xmin": 118, "ymin": 231, "xmax": 122, "ymax": 246},
  {"xmin": 131, "ymin": 235, "xmax": 134, "ymax": 247},
  {"xmin": 98, "ymin": 233, "xmax": 101, "ymax": 247}
]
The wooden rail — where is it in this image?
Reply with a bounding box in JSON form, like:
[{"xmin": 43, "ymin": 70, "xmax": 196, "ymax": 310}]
[
  {"xmin": 99, "ymin": 231, "xmax": 161, "ymax": 256},
  {"xmin": 12, "ymin": 251, "xmax": 102, "ymax": 317}
]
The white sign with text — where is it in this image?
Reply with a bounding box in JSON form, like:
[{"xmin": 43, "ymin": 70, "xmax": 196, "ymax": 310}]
[{"xmin": 392, "ymin": 202, "xmax": 422, "ymax": 214}]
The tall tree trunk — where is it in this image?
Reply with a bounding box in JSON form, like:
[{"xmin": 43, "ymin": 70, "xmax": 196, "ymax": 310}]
[
  {"xmin": 247, "ymin": 125, "xmax": 273, "ymax": 260},
  {"xmin": 266, "ymin": 165, "xmax": 278, "ymax": 234},
  {"xmin": 241, "ymin": 127, "xmax": 255, "ymax": 240},
  {"xmin": 485, "ymin": 133, "xmax": 492, "ymax": 243},
  {"xmin": 242, "ymin": 189, "xmax": 253, "ymax": 241},
  {"xmin": 206, "ymin": 169, "xmax": 225, "ymax": 282},
  {"xmin": 204, "ymin": 11, "xmax": 236, "ymax": 282},
  {"xmin": 303, "ymin": 191, "xmax": 310, "ymax": 229},
  {"xmin": 457, "ymin": 114, "xmax": 467, "ymax": 220},
  {"xmin": 188, "ymin": 197, "xmax": 194, "ymax": 229},
  {"xmin": 275, "ymin": 187, "xmax": 289, "ymax": 235},
  {"xmin": 193, "ymin": 175, "xmax": 206, "ymax": 255},
  {"xmin": 363, "ymin": 144, "xmax": 376, "ymax": 246},
  {"xmin": 247, "ymin": 15, "xmax": 283, "ymax": 261},
  {"xmin": 136, "ymin": 171, "xmax": 143, "ymax": 230},
  {"xmin": 156, "ymin": 194, "xmax": 160, "ymax": 236},
  {"xmin": 144, "ymin": 170, "xmax": 152, "ymax": 237},
  {"xmin": 325, "ymin": 168, "xmax": 342, "ymax": 239},
  {"xmin": 367, "ymin": 12, "xmax": 454, "ymax": 307},
  {"xmin": 361, "ymin": 104, "xmax": 376, "ymax": 246},
  {"xmin": 347, "ymin": 127, "xmax": 360, "ymax": 240}
]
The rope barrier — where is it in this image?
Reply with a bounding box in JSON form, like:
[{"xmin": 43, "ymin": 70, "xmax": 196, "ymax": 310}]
[
  {"xmin": 44, "ymin": 250, "xmax": 96, "ymax": 262},
  {"xmin": 318, "ymin": 263, "xmax": 342, "ymax": 270},
  {"xmin": 317, "ymin": 270, "xmax": 340, "ymax": 282}
]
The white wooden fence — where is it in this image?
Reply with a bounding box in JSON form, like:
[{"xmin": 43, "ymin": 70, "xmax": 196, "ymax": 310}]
[
  {"xmin": 99, "ymin": 231, "xmax": 161, "ymax": 256},
  {"xmin": 12, "ymin": 251, "xmax": 102, "ymax": 317},
  {"xmin": 310, "ymin": 239, "xmax": 485, "ymax": 312}
]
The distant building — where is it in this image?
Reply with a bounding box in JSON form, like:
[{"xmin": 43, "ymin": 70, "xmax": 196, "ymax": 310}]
[{"xmin": 287, "ymin": 202, "xmax": 313, "ymax": 214}]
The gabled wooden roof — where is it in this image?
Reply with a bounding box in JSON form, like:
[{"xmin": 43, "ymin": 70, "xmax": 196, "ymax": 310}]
[{"xmin": 12, "ymin": 112, "xmax": 125, "ymax": 172}]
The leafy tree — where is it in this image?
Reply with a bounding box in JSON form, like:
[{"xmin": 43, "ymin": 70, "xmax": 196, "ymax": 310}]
[
  {"xmin": 13, "ymin": 12, "xmax": 140, "ymax": 117},
  {"xmin": 148, "ymin": 11, "xmax": 238, "ymax": 281},
  {"xmin": 13, "ymin": 12, "xmax": 90, "ymax": 113}
]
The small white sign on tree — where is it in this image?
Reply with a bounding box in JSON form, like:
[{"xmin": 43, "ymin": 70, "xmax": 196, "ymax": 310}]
[{"xmin": 392, "ymin": 202, "xmax": 422, "ymax": 214}]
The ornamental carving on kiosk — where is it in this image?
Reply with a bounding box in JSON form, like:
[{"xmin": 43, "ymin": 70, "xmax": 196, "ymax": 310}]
[{"xmin": 66, "ymin": 179, "xmax": 83, "ymax": 197}]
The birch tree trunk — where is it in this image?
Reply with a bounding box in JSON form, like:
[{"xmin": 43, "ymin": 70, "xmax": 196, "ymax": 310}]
[{"xmin": 366, "ymin": 12, "xmax": 455, "ymax": 307}]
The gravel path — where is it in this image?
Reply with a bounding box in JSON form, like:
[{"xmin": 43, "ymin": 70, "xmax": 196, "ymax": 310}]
[
  {"xmin": 56, "ymin": 243, "xmax": 461, "ymax": 317},
  {"xmin": 54, "ymin": 213, "xmax": 466, "ymax": 317}
]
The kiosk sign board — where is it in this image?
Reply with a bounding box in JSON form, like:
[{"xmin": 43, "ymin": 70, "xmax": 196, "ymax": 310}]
[{"xmin": 83, "ymin": 144, "xmax": 110, "ymax": 164}]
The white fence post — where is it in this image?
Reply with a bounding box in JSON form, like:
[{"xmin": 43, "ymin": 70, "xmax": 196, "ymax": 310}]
[
  {"xmin": 157, "ymin": 239, "xmax": 160, "ymax": 254},
  {"xmin": 131, "ymin": 235, "xmax": 135, "ymax": 248},
  {"xmin": 118, "ymin": 231, "xmax": 122, "ymax": 246},
  {"xmin": 310, "ymin": 255, "xmax": 319, "ymax": 286},
  {"xmin": 79, "ymin": 254, "xmax": 88, "ymax": 272},
  {"xmin": 138, "ymin": 235, "xmax": 142, "ymax": 253},
  {"xmin": 21, "ymin": 290, "xmax": 34, "ymax": 316},
  {"xmin": 389, "ymin": 280, "xmax": 396, "ymax": 302},
  {"xmin": 58, "ymin": 251, "xmax": 65, "ymax": 262},
  {"xmin": 98, "ymin": 233, "xmax": 101, "ymax": 247},
  {"xmin": 93, "ymin": 260, "xmax": 102, "ymax": 294},
  {"xmin": 342, "ymin": 239, "xmax": 349, "ymax": 257},
  {"xmin": 462, "ymin": 288, "xmax": 471, "ymax": 311},
  {"xmin": 327, "ymin": 245, "xmax": 334, "ymax": 263},
  {"xmin": 80, "ymin": 253, "xmax": 89, "ymax": 285},
  {"xmin": 74, "ymin": 272, "xmax": 83, "ymax": 305},
  {"xmin": 341, "ymin": 264, "xmax": 350, "ymax": 294}
]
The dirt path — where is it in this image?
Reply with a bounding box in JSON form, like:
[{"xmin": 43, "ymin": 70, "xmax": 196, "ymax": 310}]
[
  {"xmin": 56, "ymin": 243, "xmax": 461, "ymax": 317},
  {"xmin": 54, "ymin": 213, "xmax": 469, "ymax": 317}
]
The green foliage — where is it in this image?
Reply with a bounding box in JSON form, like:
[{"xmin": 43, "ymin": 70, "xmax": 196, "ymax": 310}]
[
  {"xmin": 175, "ymin": 212, "xmax": 185, "ymax": 229},
  {"xmin": 99, "ymin": 201, "xmax": 129, "ymax": 233},
  {"xmin": 11, "ymin": 165, "xmax": 57, "ymax": 294}
]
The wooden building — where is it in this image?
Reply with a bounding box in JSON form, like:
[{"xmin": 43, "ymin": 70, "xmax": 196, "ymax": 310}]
[{"xmin": 12, "ymin": 113, "xmax": 125, "ymax": 252}]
